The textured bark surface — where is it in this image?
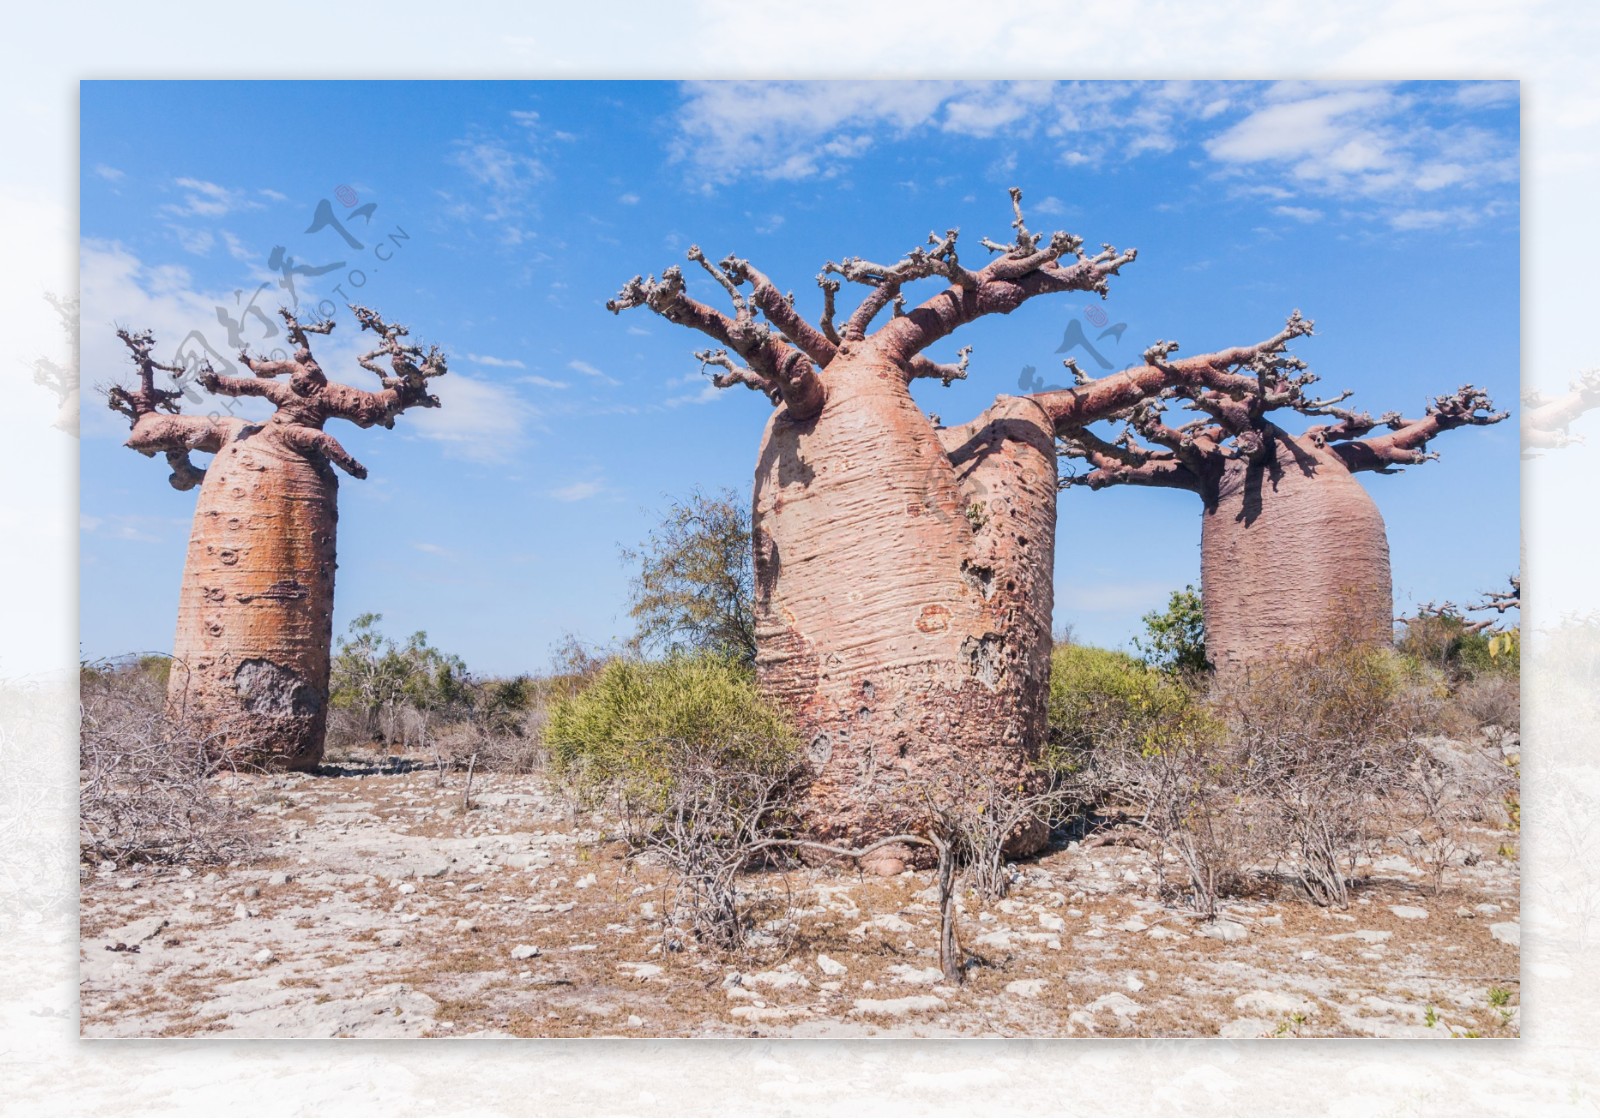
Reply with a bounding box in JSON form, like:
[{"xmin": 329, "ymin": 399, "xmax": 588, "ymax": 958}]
[
  {"xmin": 751, "ymin": 347, "xmax": 1058, "ymax": 857},
  {"xmin": 168, "ymin": 422, "xmax": 339, "ymax": 769},
  {"xmin": 1200, "ymin": 429, "xmax": 1392, "ymax": 673}
]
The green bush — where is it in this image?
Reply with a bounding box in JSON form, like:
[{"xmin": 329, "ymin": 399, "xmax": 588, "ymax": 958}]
[
  {"xmin": 1043, "ymin": 643, "xmax": 1207, "ymax": 775},
  {"xmin": 543, "ymin": 653, "xmax": 799, "ymax": 811},
  {"xmin": 1133, "ymin": 585, "xmax": 1210, "ymax": 675}
]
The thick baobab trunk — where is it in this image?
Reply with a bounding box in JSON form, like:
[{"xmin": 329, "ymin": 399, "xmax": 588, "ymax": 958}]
[
  {"xmin": 1200, "ymin": 429, "xmax": 1392, "ymax": 672},
  {"xmin": 751, "ymin": 346, "xmax": 1057, "ymax": 861},
  {"xmin": 167, "ymin": 424, "xmax": 339, "ymax": 770}
]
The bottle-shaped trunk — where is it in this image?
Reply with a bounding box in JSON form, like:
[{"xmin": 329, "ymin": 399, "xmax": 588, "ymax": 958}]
[
  {"xmin": 751, "ymin": 349, "xmax": 1057, "ymax": 857},
  {"xmin": 166, "ymin": 426, "xmax": 338, "ymax": 769},
  {"xmin": 1200, "ymin": 428, "xmax": 1392, "ymax": 672}
]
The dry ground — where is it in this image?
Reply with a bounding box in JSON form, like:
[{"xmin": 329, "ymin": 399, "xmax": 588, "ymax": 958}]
[{"xmin": 80, "ymin": 748, "xmax": 1521, "ymax": 1039}]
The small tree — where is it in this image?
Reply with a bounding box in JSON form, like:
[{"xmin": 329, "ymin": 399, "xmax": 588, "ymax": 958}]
[
  {"xmin": 1133, "ymin": 585, "xmax": 1210, "ymax": 675},
  {"xmin": 622, "ymin": 489, "xmax": 756, "ymax": 666}
]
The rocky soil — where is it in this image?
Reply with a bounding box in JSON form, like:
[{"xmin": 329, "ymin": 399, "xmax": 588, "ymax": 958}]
[{"xmin": 80, "ymin": 750, "xmax": 1521, "ymax": 1038}]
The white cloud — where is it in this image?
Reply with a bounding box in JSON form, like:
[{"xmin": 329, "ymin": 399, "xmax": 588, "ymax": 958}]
[
  {"xmin": 618, "ymin": 192, "xmax": 640, "ymax": 205},
  {"xmin": 1271, "ymin": 205, "xmax": 1324, "ymax": 223},
  {"xmin": 467, "ymin": 352, "xmax": 526, "ymax": 368},
  {"xmin": 1205, "ymin": 82, "xmax": 1517, "ymax": 206},
  {"xmin": 451, "ymin": 136, "xmax": 547, "ymax": 225},
  {"xmin": 518, "ymin": 375, "xmax": 569, "ymax": 389},
  {"xmin": 551, "ymin": 478, "xmax": 605, "ymax": 502},
  {"xmin": 412, "ymin": 541, "xmax": 455, "ymax": 557},
  {"xmin": 405, "ymin": 373, "xmax": 537, "ymax": 463},
  {"xmin": 163, "ymin": 177, "xmax": 267, "ymax": 218},
  {"xmin": 671, "ymin": 79, "xmax": 1516, "ymax": 229},
  {"xmin": 568, "ymin": 359, "xmax": 620, "ymax": 385},
  {"xmin": 93, "ymin": 164, "xmax": 124, "ymax": 182}
]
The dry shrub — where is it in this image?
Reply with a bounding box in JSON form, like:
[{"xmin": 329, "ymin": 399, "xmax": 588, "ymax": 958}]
[
  {"xmin": 79, "ymin": 660, "xmax": 257, "ymax": 867},
  {"xmin": 1213, "ymin": 639, "xmax": 1435, "ymax": 908},
  {"xmin": 1450, "ymin": 673, "xmax": 1521, "ymax": 733},
  {"xmin": 1401, "ymin": 738, "xmax": 1516, "ymax": 895},
  {"xmin": 640, "ymin": 736, "xmax": 802, "ymax": 950}
]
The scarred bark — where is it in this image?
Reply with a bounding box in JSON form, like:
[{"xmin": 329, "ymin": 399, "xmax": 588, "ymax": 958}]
[
  {"xmin": 107, "ymin": 311, "xmax": 445, "ymax": 769},
  {"xmin": 1058, "ymin": 337, "xmax": 1507, "ymax": 670},
  {"xmin": 610, "ymin": 189, "xmax": 1290, "ymax": 859}
]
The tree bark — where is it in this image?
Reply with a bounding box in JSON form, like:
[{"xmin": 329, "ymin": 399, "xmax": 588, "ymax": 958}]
[
  {"xmin": 166, "ymin": 421, "xmax": 339, "ymax": 770},
  {"xmin": 1200, "ymin": 427, "xmax": 1392, "ymax": 672},
  {"xmin": 751, "ymin": 343, "xmax": 1057, "ymax": 861}
]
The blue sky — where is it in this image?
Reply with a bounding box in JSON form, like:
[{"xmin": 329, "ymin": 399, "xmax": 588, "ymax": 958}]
[{"xmin": 79, "ymin": 80, "xmax": 1521, "ymax": 676}]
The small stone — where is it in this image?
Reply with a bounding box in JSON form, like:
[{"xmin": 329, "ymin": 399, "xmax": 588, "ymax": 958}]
[
  {"xmin": 1038, "ymin": 913, "xmax": 1066, "ymax": 932},
  {"xmin": 575, "ymin": 874, "xmax": 597, "ymax": 890},
  {"xmin": 1489, "ymin": 921, "xmax": 1520, "ymax": 947},
  {"xmin": 626, "ymin": 1015, "xmax": 644, "ymax": 1028},
  {"xmin": 1005, "ymin": 978, "xmax": 1049, "ymax": 998},
  {"xmin": 460, "ymin": 883, "xmax": 483, "ymax": 894},
  {"xmin": 243, "ymin": 886, "xmax": 261, "ymax": 899},
  {"xmin": 1087, "ymin": 992, "xmax": 1143, "ymax": 1018},
  {"xmin": 816, "ymin": 954, "xmax": 848, "ymax": 977},
  {"xmin": 1389, "ymin": 905, "xmax": 1429, "ymax": 920},
  {"xmin": 510, "ymin": 944, "xmax": 541, "ymax": 960},
  {"xmin": 378, "ymin": 930, "xmax": 404, "ymax": 947},
  {"xmin": 397, "ymin": 883, "xmax": 417, "ymax": 896},
  {"xmin": 1124, "ymin": 974, "xmax": 1145, "ymax": 993},
  {"xmin": 268, "ymin": 872, "xmax": 290, "ymax": 887},
  {"xmin": 1114, "ymin": 917, "xmax": 1149, "ymax": 933},
  {"xmin": 1456, "ymin": 907, "xmax": 1476, "ymax": 919},
  {"xmin": 115, "ymin": 877, "xmax": 140, "ymax": 891},
  {"xmin": 253, "ymin": 949, "xmax": 276, "ymax": 964},
  {"xmin": 233, "ymin": 903, "xmax": 249, "ymax": 920},
  {"xmin": 455, "ymin": 919, "xmax": 478, "ymax": 933},
  {"xmin": 886, "ymin": 965, "xmax": 943, "ymax": 986}
]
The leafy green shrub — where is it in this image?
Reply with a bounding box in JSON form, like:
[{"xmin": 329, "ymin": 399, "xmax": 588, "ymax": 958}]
[
  {"xmin": 1132, "ymin": 585, "xmax": 1210, "ymax": 675},
  {"xmin": 543, "ymin": 653, "xmax": 799, "ymax": 814},
  {"xmin": 1043, "ymin": 643, "xmax": 1206, "ymax": 774}
]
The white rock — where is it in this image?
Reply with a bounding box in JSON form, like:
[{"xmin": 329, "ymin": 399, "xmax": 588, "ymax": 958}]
[
  {"xmin": 748, "ymin": 969, "xmax": 810, "ymax": 989},
  {"xmin": 1114, "ymin": 917, "xmax": 1149, "ymax": 933},
  {"xmin": 1219, "ymin": 1017, "xmax": 1277, "ymax": 1038},
  {"xmin": 253, "ymin": 949, "xmax": 276, "ymax": 964},
  {"xmin": 510, "ymin": 944, "xmax": 541, "ymax": 960},
  {"xmin": 1198, "ymin": 920, "xmax": 1249, "ymax": 943},
  {"xmin": 576, "ymin": 874, "xmax": 597, "ymax": 889},
  {"xmin": 626, "ymin": 1015, "xmax": 644, "ymax": 1028},
  {"xmin": 816, "ymin": 954, "xmax": 848, "ymax": 976},
  {"xmin": 1233, "ymin": 990, "xmax": 1316, "ymax": 1017},
  {"xmin": 1490, "ymin": 921, "xmax": 1520, "ymax": 947},
  {"xmin": 1087, "ymin": 992, "xmax": 1143, "ymax": 1018},
  {"xmin": 1328, "ymin": 930, "xmax": 1392, "ymax": 944},
  {"xmin": 268, "ymin": 872, "xmax": 290, "ymax": 886},
  {"xmin": 397, "ymin": 883, "xmax": 417, "ymax": 896},
  {"xmin": 851, "ymin": 995, "xmax": 945, "ymax": 1018},
  {"xmin": 378, "ymin": 930, "xmax": 404, "ymax": 947},
  {"xmin": 455, "ymin": 919, "xmax": 478, "ymax": 933},
  {"xmin": 1005, "ymin": 979, "xmax": 1049, "ymax": 998},
  {"xmin": 1124, "ymin": 974, "xmax": 1145, "ymax": 993},
  {"xmin": 1389, "ymin": 905, "xmax": 1429, "ymax": 920},
  {"xmin": 887, "ymin": 964, "xmax": 943, "ymax": 986},
  {"xmin": 1038, "ymin": 913, "xmax": 1066, "ymax": 932}
]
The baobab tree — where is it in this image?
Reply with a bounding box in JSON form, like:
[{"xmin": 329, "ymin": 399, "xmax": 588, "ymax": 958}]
[
  {"xmin": 107, "ymin": 305, "xmax": 446, "ymax": 769},
  {"xmin": 1524, "ymin": 368, "xmax": 1600, "ymax": 453},
  {"xmin": 609, "ymin": 188, "xmax": 1320, "ymax": 859},
  {"xmin": 1058, "ymin": 337, "xmax": 1507, "ymax": 671}
]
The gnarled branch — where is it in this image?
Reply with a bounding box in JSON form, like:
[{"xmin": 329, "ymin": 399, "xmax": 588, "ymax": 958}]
[{"xmin": 1331, "ymin": 385, "xmax": 1507, "ymax": 474}]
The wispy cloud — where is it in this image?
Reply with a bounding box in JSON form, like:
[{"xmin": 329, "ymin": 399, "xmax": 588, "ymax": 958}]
[
  {"xmin": 467, "ymin": 352, "xmax": 526, "ymax": 368},
  {"xmin": 163, "ymin": 177, "xmax": 269, "ymax": 219},
  {"xmin": 405, "ymin": 373, "xmax": 537, "ymax": 463},
  {"xmin": 618, "ymin": 192, "xmax": 640, "ymax": 205},
  {"xmin": 568, "ymin": 359, "xmax": 620, "ymax": 386},
  {"xmin": 550, "ymin": 477, "xmax": 605, "ymax": 502},
  {"xmin": 93, "ymin": 164, "xmax": 124, "ymax": 182},
  {"xmin": 1271, "ymin": 204, "xmax": 1324, "ymax": 223},
  {"xmin": 670, "ymin": 80, "xmax": 1517, "ymax": 229},
  {"xmin": 519, "ymin": 375, "xmax": 569, "ymax": 389}
]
